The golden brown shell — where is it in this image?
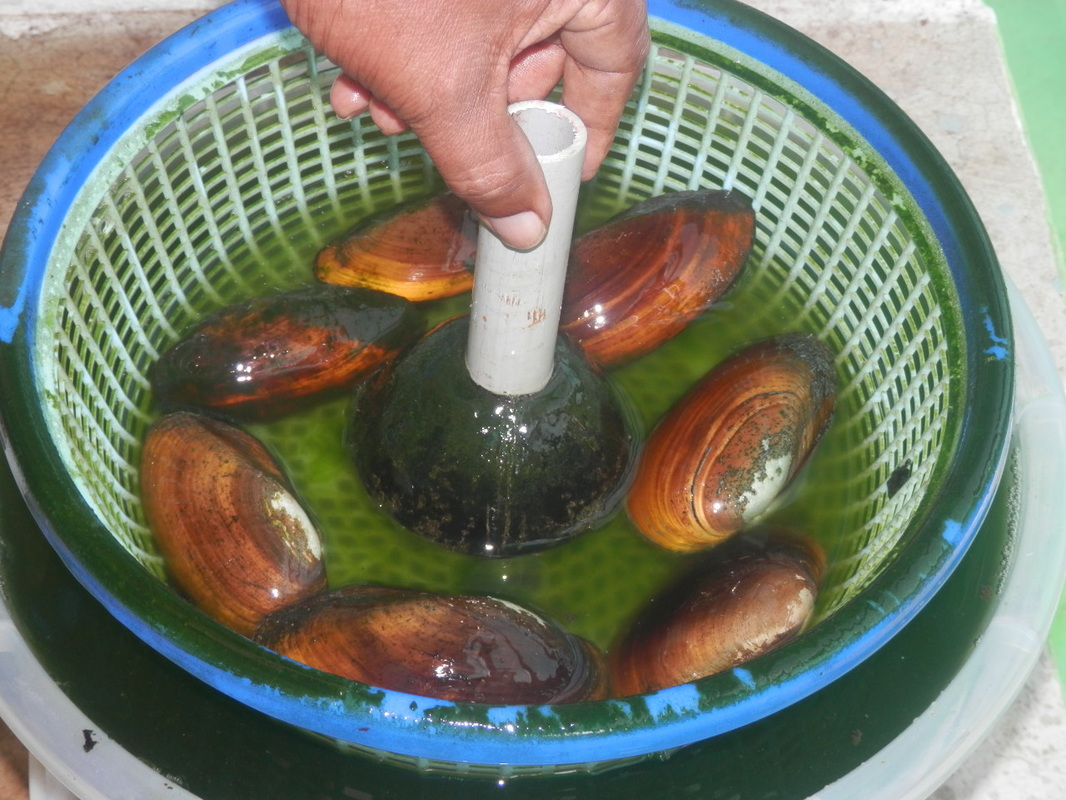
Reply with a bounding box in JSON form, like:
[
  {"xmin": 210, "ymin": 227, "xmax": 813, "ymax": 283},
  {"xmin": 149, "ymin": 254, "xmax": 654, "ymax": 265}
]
[
  {"xmin": 256, "ymin": 585, "xmax": 609, "ymax": 705},
  {"xmin": 561, "ymin": 190, "xmax": 755, "ymax": 367},
  {"xmin": 140, "ymin": 411, "xmax": 326, "ymax": 636},
  {"xmin": 626, "ymin": 333, "xmax": 836, "ymax": 552},
  {"xmin": 610, "ymin": 528, "xmax": 826, "ymax": 696},
  {"xmin": 315, "ymin": 193, "xmax": 477, "ymax": 301},
  {"xmin": 150, "ymin": 284, "xmax": 424, "ymax": 421}
]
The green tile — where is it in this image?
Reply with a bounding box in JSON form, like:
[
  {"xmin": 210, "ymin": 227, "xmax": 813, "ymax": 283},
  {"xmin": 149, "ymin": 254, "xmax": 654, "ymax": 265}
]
[{"xmin": 984, "ymin": 0, "xmax": 1066, "ymax": 277}]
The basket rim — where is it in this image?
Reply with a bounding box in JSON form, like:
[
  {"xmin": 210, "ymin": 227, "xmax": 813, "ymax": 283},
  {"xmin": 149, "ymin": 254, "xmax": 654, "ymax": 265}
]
[{"xmin": 0, "ymin": 0, "xmax": 1014, "ymax": 768}]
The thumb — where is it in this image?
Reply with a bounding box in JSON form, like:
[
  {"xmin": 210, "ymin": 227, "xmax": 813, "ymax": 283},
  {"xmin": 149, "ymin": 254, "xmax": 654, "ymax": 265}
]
[{"xmin": 412, "ymin": 99, "xmax": 552, "ymax": 251}]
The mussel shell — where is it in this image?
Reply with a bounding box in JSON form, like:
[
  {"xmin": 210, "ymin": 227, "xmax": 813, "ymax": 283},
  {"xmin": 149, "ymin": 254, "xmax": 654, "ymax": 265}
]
[
  {"xmin": 626, "ymin": 333, "xmax": 836, "ymax": 552},
  {"xmin": 348, "ymin": 315, "xmax": 640, "ymax": 558},
  {"xmin": 315, "ymin": 193, "xmax": 477, "ymax": 301},
  {"xmin": 610, "ymin": 528, "xmax": 826, "ymax": 696},
  {"xmin": 256, "ymin": 585, "xmax": 609, "ymax": 705},
  {"xmin": 151, "ymin": 284, "xmax": 424, "ymax": 421},
  {"xmin": 561, "ymin": 190, "xmax": 755, "ymax": 368},
  {"xmin": 140, "ymin": 411, "xmax": 326, "ymax": 636}
]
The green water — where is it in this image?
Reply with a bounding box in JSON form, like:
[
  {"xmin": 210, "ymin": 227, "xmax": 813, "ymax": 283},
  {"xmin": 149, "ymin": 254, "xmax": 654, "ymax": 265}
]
[
  {"xmin": 126, "ymin": 163, "xmax": 883, "ymax": 654},
  {"xmin": 242, "ymin": 267, "xmax": 866, "ymax": 653}
]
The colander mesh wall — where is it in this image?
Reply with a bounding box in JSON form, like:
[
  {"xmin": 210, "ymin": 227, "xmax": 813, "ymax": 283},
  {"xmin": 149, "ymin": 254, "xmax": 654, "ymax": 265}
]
[{"xmin": 37, "ymin": 35, "xmax": 955, "ymax": 621}]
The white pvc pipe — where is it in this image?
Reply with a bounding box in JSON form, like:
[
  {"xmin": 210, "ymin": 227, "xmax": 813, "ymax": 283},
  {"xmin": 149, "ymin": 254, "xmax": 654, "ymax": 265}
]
[{"xmin": 465, "ymin": 101, "xmax": 587, "ymax": 396}]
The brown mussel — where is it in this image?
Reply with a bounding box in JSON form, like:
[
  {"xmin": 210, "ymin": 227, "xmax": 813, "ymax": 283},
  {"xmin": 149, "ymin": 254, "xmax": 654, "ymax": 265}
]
[
  {"xmin": 150, "ymin": 284, "xmax": 424, "ymax": 421},
  {"xmin": 140, "ymin": 411, "xmax": 326, "ymax": 636},
  {"xmin": 560, "ymin": 190, "xmax": 755, "ymax": 368},
  {"xmin": 256, "ymin": 585, "xmax": 609, "ymax": 705},
  {"xmin": 610, "ymin": 528, "xmax": 826, "ymax": 696},
  {"xmin": 627, "ymin": 333, "xmax": 836, "ymax": 552},
  {"xmin": 315, "ymin": 192, "xmax": 477, "ymax": 301}
]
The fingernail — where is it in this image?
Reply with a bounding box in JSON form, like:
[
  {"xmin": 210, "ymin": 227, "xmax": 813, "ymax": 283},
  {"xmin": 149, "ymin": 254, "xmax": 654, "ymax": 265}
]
[
  {"xmin": 331, "ymin": 102, "xmax": 364, "ymax": 121},
  {"xmin": 329, "ymin": 80, "xmax": 370, "ymax": 121},
  {"xmin": 482, "ymin": 211, "xmax": 547, "ymax": 251}
]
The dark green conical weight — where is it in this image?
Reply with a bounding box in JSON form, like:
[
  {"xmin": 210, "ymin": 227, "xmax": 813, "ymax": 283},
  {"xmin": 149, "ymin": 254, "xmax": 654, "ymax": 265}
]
[{"xmin": 348, "ymin": 316, "xmax": 640, "ymax": 557}]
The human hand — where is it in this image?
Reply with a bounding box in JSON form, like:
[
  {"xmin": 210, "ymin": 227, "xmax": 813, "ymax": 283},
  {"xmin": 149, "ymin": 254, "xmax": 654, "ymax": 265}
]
[{"xmin": 280, "ymin": 0, "xmax": 650, "ymax": 249}]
